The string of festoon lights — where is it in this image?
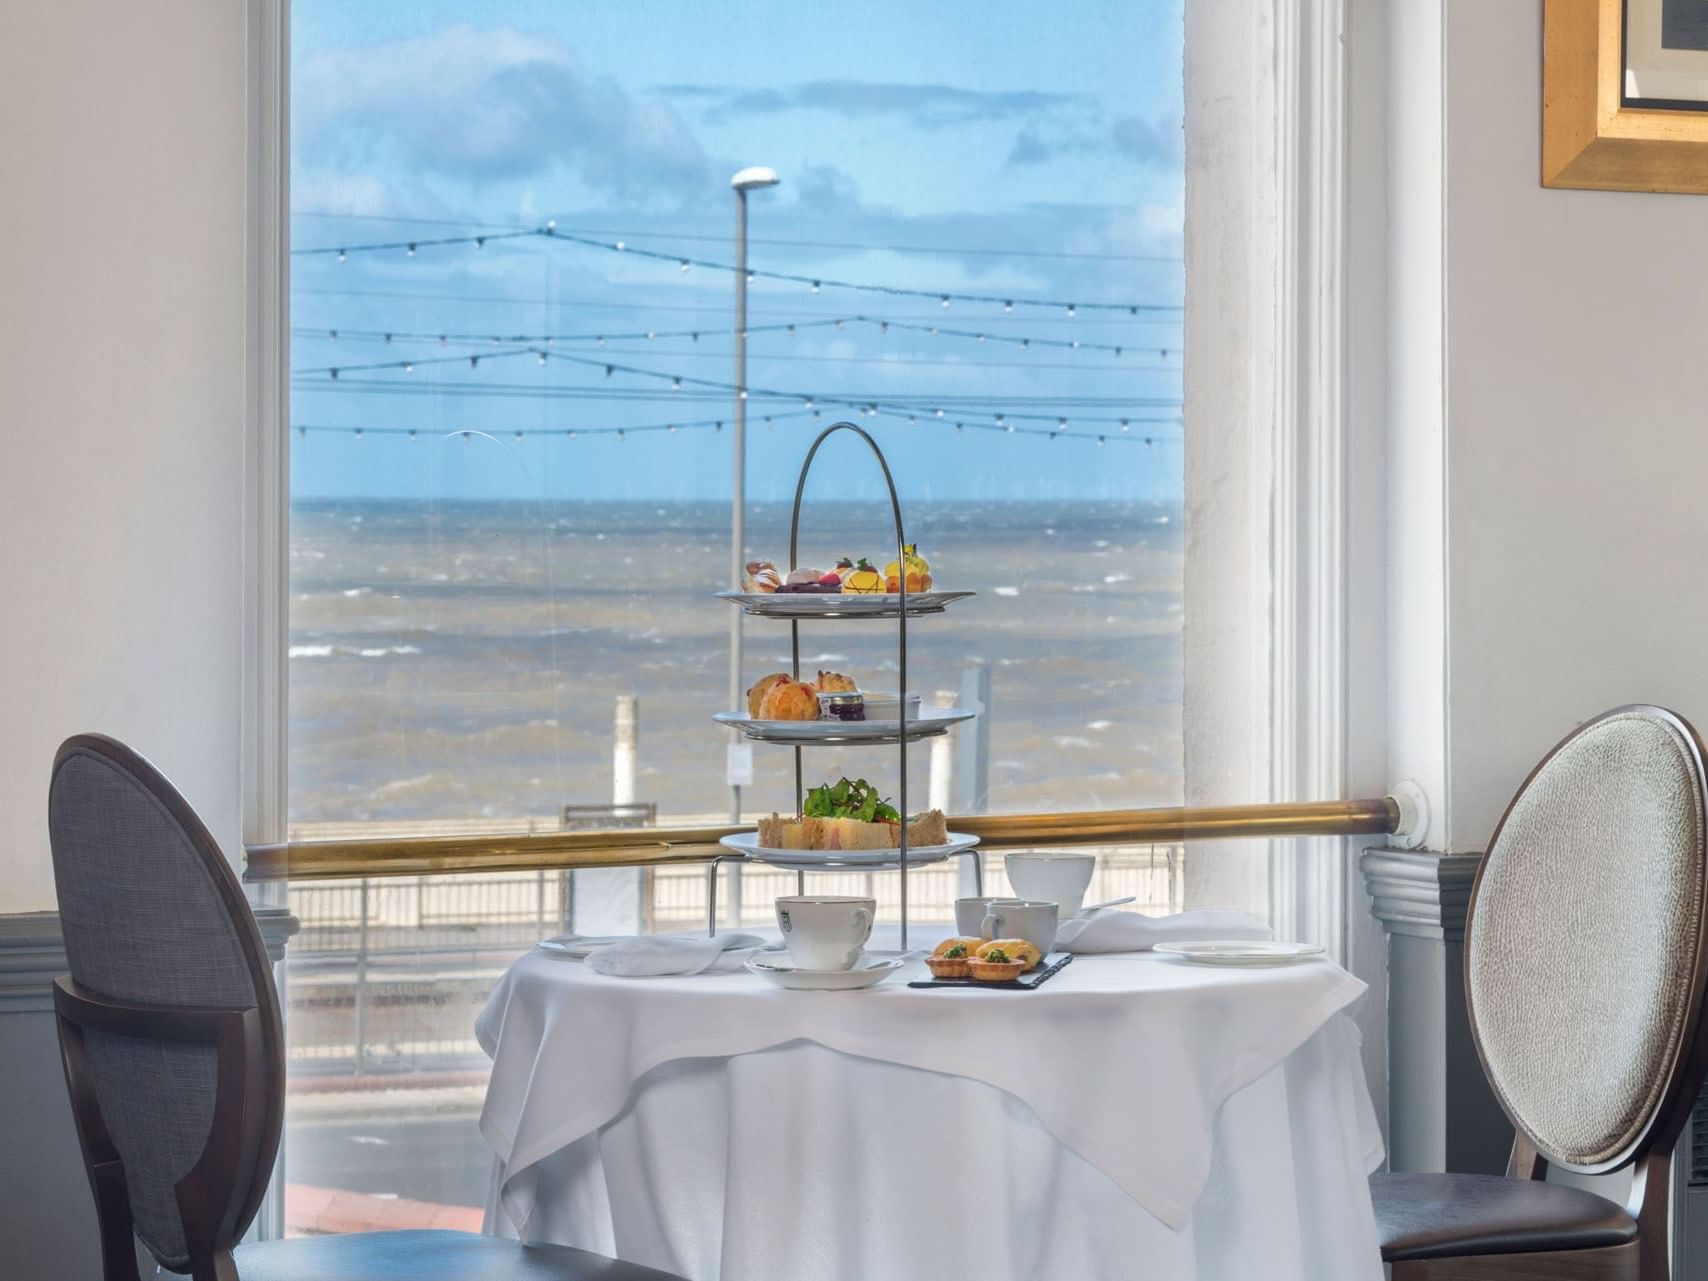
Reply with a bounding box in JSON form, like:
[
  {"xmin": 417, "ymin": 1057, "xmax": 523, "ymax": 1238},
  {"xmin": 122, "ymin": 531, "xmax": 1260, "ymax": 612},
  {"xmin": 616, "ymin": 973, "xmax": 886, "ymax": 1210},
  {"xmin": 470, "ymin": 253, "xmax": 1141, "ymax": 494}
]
[
  {"xmin": 291, "ymin": 222, "xmax": 1181, "ymax": 317},
  {"xmin": 290, "ymin": 409, "xmax": 1180, "ymax": 448},
  {"xmin": 291, "ymin": 344, "xmax": 1180, "ymax": 432},
  {"xmin": 290, "ymin": 313, "xmax": 1175, "ymax": 361}
]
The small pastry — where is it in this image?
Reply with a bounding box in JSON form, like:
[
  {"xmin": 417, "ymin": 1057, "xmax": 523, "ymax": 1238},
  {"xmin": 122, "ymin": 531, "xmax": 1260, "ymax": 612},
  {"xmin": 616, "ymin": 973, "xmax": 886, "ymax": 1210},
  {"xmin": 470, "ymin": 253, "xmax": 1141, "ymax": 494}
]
[
  {"xmin": 968, "ymin": 948, "xmax": 1027, "ymax": 982},
  {"xmin": 932, "ymin": 936, "xmax": 984, "ymax": 958},
  {"xmin": 785, "ymin": 567, "xmax": 823, "ymax": 588},
  {"xmin": 743, "ymin": 560, "xmax": 782, "ymax": 593},
  {"xmin": 757, "ymin": 678, "xmax": 820, "ymax": 721},
  {"xmin": 842, "ymin": 558, "xmax": 885, "ymax": 593},
  {"xmin": 746, "ymin": 672, "xmax": 790, "ymax": 718},
  {"xmin": 926, "ymin": 942, "xmax": 973, "ymax": 979},
  {"xmin": 815, "ymin": 670, "xmax": 858, "ymax": 694},
  {"xmin": 884, "ymin": 544, "xmax": 933, "ymax": 593},
  {"xmin": 833, "ymin": 556, "xmax": 857, "ymax": 583},
  {"xmin": 977, "ymin": 938, "xmax": 1042, "ymax": 971}
]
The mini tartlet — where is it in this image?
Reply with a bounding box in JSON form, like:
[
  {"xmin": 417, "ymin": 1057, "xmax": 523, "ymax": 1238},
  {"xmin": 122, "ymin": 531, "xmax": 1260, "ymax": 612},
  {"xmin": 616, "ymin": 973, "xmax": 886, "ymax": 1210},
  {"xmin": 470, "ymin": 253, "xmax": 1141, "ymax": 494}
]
[
  {"xmin": 932, "ymin": 936, "xmax": 983, "ymax": 958},
  {"xmin": 968, "ymin": 948, "xmax": 1027, "ymax": 982},
  {"xmin": 925, "ymin": 942, "xmax": 973, "ymax": 979},
  {"xmin": 977, "ymin": 938, "xmax": 1042, "ymax": 971}
]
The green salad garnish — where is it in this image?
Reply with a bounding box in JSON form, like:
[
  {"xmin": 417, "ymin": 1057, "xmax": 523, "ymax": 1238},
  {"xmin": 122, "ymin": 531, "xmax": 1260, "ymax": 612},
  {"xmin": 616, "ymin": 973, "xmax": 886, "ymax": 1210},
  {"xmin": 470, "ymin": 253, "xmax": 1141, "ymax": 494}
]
[
  {"xmin": 803, "ymin": 777, "xmax": 900, "ymax": 824},
  {"xmin": 943, "ymin": 943, "xmax": 969, "ymax": 959},
  {"xmin": 983, "ymin": 948, "xmax": 1011, "ymax": 964}
]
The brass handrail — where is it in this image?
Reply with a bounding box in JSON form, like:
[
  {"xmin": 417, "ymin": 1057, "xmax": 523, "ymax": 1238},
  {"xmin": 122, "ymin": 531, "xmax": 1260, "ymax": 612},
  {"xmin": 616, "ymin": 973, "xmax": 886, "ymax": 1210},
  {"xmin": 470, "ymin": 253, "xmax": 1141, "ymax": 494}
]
[{"xmin": 245, "ymin": 797, "xmax": 1399, "ymax": 882}]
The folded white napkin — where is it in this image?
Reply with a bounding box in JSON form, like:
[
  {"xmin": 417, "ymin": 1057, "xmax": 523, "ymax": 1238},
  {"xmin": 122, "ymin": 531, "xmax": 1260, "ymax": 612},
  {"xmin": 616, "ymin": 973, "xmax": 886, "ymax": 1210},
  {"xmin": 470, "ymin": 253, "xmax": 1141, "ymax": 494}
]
[
  {"xmin": 1055, "ymin": 909, "xmax": 1272, "ymax": 954},
  {"xmin": 585, "ymin": 932, "xmax": 770, "ymax": 978}
]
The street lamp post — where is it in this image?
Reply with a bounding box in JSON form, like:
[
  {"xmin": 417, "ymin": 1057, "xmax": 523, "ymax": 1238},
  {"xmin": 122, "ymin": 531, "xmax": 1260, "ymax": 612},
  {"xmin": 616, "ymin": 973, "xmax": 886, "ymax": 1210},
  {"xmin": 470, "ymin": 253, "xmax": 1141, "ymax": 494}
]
[{"xmin": 727, "ymin": 166, "xmax": 780, "ymax": 832}]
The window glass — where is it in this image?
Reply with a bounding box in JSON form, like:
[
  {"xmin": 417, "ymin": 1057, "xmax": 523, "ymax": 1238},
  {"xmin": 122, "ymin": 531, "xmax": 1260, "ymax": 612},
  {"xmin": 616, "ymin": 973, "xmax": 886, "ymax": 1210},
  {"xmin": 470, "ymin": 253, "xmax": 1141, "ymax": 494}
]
[{"xmin": 286, "ymin": 0, "xmax": 1183, "ymax": 1233}]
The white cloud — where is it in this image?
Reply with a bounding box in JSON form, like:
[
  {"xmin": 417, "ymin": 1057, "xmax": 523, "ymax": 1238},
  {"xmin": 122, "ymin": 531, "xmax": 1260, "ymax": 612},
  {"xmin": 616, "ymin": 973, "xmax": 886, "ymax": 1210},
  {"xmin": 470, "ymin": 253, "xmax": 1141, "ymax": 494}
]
[{"xmin": 294, "ymin": 25, "xmax": 711, "ymax": 202}]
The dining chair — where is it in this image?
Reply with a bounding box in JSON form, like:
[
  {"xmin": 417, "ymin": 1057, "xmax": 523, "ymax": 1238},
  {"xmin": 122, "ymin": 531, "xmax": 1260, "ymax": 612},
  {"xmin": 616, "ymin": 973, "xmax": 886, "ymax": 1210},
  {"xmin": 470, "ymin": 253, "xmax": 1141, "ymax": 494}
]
[
  {"xmin": 47, "ymin": 733, "xmax": 685, "ymax": 1281},
  {"xmin": 1371, "ymin": 705, "xmax": 1708, "ymax": 1281}
]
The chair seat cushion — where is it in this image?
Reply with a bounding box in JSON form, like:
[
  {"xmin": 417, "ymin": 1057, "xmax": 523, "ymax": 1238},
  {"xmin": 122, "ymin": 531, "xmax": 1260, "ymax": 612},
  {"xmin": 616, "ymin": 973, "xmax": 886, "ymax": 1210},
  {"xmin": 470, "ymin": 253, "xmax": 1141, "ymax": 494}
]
[
  {"xmin": 233, "ymin": 1229, "xmax": 685, "ymax": 1280},
  {"xmin": 1372, "ymin": 1172, "xmax": 1637, "ymax": 1262}
]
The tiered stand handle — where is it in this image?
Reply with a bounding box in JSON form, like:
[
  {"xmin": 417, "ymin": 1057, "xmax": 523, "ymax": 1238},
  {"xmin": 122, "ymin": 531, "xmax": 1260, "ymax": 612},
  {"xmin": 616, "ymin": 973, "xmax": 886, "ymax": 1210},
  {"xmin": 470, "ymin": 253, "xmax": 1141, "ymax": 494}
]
[{"xmin": 787, "ymin": 423, "xmax": 915, "ymax": 946}]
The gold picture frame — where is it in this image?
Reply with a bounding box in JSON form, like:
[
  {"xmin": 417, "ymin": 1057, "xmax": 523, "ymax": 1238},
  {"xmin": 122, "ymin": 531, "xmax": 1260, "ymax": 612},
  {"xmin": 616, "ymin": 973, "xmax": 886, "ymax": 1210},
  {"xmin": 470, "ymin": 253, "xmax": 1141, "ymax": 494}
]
[{"xmin": 1544, "ymin": 0, "xmax": 1708, "ymax": 193}]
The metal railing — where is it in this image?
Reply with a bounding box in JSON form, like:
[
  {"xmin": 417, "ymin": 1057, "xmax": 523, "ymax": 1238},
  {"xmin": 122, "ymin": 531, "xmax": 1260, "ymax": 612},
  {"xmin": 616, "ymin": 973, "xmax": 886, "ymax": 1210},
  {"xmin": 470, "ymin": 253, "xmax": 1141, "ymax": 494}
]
[{"xmin": 249, "ymin": 797, "xmax": 1400, "ymax": 882}]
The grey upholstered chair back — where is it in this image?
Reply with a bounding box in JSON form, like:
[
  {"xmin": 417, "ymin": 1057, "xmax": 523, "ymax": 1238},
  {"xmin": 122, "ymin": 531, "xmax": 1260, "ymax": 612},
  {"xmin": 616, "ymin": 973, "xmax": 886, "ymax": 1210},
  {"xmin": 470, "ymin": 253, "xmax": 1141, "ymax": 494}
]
[
  {"xmin": 48, "ymin": 735, "xmax": 283, "ymax": 1273},
  {"xmin": 1467, "ymin": 706, "xmax": 1708, "ymax": 1172}
]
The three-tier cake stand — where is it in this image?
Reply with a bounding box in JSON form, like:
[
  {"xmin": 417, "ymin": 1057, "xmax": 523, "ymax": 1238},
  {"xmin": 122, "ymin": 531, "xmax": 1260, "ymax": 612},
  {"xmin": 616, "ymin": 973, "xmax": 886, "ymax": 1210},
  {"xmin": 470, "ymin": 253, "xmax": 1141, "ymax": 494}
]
[{"xmin": 706, "ymin": 422, "xmax": 983, "ymax": 949}]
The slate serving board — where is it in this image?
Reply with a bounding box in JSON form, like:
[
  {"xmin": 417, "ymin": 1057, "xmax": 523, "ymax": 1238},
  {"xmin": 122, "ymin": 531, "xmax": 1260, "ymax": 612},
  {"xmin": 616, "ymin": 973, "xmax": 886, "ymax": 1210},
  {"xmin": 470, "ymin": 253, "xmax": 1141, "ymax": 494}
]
[{"xmin": 907, "ymin": 951, "xmax": 1073, "ymax": 991}]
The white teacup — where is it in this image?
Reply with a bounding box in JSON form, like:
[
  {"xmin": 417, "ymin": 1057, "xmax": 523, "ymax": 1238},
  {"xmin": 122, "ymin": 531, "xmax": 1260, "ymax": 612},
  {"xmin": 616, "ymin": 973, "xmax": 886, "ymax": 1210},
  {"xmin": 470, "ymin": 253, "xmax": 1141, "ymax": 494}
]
[
  {"xmin": 955, "ymin": 896, "xmax": 1021, "ymax": 937},
  {"xmin": 1003, "ymin": 852, "xmax": 1096, "ymax": 919},
  {"xmin": 980, "ymin": 899, "xmax": 1060, "ymax": 956},
  {"xmin": 775, "ymin": 896, "xmax": 875, "ymax": 971}
]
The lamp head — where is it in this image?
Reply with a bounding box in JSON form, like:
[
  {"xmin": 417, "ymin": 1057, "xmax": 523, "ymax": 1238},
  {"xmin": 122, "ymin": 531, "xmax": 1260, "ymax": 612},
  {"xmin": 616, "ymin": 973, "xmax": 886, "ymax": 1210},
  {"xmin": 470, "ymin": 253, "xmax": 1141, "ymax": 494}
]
[{"xmin": 730, "ymin": 166, "xmax": 781, "ymax": 192}]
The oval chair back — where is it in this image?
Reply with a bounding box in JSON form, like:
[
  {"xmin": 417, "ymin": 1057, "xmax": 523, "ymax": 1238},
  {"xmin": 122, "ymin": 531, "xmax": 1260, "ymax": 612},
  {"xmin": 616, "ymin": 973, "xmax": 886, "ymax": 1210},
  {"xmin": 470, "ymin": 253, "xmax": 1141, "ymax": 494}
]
[
  {"xmin": 47, "ymin": 734, "xmax": 284, "ymax": 1275},
  {"xmin": 1467, "ymin": 705, "xmax": 1708, "ymax": 1177}
]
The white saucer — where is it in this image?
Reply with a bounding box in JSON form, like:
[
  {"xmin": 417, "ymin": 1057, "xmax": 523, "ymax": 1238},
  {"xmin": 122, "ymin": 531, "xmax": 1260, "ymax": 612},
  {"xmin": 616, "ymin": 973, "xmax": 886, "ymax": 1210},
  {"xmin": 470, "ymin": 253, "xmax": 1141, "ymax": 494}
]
[
  {"xmin": 537, "ymin": 934, "xmax": 636, "ymax": 959},
  {"xmin": 1153, "ymin": 940, "xmax": 1325, "ymax": 967},
  {"xmin": 746, "ymin": 950, "xmax": 909, "ymax": 991}
]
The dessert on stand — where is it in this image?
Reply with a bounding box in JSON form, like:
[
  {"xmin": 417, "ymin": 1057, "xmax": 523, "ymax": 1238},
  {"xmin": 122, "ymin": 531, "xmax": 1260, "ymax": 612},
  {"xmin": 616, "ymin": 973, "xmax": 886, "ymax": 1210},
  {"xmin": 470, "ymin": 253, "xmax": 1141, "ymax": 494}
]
[{"xmin": 710, "ymin": 422, "xmax": 982, "ymax": 949}]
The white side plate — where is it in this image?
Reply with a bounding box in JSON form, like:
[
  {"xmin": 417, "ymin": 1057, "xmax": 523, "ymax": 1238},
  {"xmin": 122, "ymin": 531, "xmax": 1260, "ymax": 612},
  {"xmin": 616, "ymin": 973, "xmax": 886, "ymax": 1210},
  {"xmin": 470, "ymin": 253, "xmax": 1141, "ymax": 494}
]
[
  {"xmin": 746, "ymin": 952, "xmax": 908, "ymax": 991},
  {"xmin": 716, "ymin": 590, "xmax": 975, "ymax": 619},
  {"xmin": 719, "ymin": 831, "xmax": 979, "ymax": 869},
  {"xmin": 1152, "ymin": 940, "xmax": 1325, "ymax": 967},
  {"xmin": 713, "ymin": 706, "xmax": 973, "ymax": 744}
]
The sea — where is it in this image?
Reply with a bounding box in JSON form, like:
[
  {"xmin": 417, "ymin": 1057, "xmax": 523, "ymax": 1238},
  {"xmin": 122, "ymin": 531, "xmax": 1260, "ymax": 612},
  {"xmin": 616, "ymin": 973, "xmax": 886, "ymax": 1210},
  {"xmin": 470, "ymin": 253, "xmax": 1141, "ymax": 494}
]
[{"xmin": 287, "ymin": 499, "xmax": 1183, "ymax": 828}]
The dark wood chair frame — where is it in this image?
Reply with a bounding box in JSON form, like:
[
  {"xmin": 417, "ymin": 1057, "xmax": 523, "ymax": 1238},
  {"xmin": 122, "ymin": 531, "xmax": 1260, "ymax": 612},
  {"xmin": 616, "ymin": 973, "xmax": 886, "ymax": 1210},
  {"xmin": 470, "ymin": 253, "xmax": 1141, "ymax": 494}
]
[
  {"xmin": 49, "ymin": 733, "xmax": 287, "ymax": 1281},
  {"xmin": 54, "ymin": 979, "xmax": 273, "ymax": 1281},
  {"xmin": 1390, "ymin": 705, "xmax": 1708, "ymax": 1281}
]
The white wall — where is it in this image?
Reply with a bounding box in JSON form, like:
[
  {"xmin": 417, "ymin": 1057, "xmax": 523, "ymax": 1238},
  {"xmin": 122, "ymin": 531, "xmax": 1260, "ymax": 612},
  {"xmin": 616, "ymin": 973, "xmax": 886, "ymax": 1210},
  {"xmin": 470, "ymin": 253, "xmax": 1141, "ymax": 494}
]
[
  {"xmin": 1439, "ymin": 1, "xmax": 1708, "ymax": 849},
  {"xmin": 0, "ymin": 2, "xmax": 251, "ymax": 912}
]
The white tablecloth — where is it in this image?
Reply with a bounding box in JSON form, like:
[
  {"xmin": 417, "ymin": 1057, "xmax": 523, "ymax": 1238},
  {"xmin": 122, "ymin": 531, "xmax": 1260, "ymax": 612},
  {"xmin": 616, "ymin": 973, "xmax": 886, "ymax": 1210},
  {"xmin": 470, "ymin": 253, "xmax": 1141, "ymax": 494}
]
[{"xmin": 476, "ymin": 929, "xmax": 1383, "ymax": 1281}]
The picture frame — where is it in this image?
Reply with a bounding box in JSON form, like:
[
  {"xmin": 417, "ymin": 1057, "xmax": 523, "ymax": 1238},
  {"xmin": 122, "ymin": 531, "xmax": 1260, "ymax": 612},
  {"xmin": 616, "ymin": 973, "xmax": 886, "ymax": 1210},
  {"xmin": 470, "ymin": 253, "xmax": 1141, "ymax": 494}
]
[{"xmin": 1544, "ymin": 0, "xmax": 1708, "ymax": 193}]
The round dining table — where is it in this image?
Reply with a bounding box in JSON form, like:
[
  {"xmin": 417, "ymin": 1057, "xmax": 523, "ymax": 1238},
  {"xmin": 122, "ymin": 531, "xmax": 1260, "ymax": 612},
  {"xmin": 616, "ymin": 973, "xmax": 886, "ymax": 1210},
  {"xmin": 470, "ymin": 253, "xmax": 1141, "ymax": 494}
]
[{"xmin": 475, "ymin": 924, "xmax": 1384, "ymax": 1281}]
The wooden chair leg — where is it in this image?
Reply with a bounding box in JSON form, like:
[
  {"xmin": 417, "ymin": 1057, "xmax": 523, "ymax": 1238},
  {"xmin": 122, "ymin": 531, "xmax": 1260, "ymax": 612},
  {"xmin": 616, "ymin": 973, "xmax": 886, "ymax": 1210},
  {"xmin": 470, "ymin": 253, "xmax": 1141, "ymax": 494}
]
[{"xmin": 1387, "ymin": 1240, "xmax": 1639, "ymax": 1281}]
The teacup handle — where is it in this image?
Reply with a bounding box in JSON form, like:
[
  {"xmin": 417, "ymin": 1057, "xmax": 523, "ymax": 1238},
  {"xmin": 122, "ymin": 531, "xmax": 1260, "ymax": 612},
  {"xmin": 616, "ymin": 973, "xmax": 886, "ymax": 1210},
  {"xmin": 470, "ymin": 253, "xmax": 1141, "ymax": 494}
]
[
  {"xmin": 852, "ymin": 906, "xmax": 873, "ymax": 936},
  {"xmin": 981, "ymin": 910, "xmax": 1004, "ymax": 941}
]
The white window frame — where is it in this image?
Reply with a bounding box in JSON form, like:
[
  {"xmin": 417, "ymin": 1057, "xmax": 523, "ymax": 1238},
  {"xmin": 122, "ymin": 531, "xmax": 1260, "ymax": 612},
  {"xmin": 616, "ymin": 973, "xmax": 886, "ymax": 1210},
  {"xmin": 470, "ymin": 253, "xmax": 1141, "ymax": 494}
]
[
  {"xmin": 246, "ymin": 0, "xmax": 1380, "ymax": 960},
  {"xmin": 1183, "ymin": 0, "xmax": 1384, "ymax": 962}
]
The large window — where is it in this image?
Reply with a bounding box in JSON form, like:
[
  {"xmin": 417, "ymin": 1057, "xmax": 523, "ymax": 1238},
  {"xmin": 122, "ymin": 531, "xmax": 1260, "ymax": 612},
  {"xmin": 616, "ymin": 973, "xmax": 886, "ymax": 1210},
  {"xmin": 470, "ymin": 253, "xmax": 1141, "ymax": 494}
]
[{"xmin": 284, "ymin": 0, "xmax": 1184, "ymax": 1236}]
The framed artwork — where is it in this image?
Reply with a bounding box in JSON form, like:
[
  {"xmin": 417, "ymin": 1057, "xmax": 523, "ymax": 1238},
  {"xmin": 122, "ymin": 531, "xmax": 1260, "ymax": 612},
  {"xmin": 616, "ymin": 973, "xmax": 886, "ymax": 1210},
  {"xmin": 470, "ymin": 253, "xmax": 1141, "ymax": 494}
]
[{"xmin": 1544, "ymin": 0, "xmax": 1708, "ymax": 193}]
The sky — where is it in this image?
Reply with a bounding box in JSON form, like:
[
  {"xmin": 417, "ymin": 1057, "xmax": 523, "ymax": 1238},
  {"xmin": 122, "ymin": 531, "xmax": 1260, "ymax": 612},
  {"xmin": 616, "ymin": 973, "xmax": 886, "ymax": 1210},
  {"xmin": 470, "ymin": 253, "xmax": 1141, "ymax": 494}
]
[{"xmin": 288, "ymin": 0, "xmax": 1185, "ymax": 505}]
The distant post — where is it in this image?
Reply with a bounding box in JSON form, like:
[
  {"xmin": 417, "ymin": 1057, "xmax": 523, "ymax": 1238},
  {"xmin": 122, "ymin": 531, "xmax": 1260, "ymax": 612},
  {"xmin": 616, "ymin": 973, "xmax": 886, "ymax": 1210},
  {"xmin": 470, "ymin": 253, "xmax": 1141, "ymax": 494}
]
[
  {"xmin": 955, "ymin": 660, "xmax": 991, "ymax": 814},
  {"xmin": 571, "ymin": 696, "xmax": 646, "ymax": 935}
]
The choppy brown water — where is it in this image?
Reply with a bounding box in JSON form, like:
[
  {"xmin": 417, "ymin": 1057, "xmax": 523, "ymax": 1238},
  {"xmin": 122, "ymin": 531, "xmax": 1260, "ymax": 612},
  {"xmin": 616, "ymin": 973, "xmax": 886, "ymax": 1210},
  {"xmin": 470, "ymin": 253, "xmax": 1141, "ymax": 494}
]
[{"xmin": 288, "ymin": 499, "xmax": 1182, "ymax": 825}]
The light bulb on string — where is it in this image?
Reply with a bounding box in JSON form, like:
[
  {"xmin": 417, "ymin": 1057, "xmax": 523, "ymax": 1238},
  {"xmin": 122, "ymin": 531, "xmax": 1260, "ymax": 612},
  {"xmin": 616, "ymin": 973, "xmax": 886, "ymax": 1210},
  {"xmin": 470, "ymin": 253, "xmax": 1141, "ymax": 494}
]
[
  {"xmin": 1120, "ymin": 420, "xmax": 1131, "ymax": 431},
  {"xmin": 879, "ymin": 321, "xmax": 888, "ymax": 333},
  {"xmin": 605, "ymin": 365, "xmax": 614, "ymax": 378},
  {"xmin": 354, "ymin": 428, "xmax": 364, "ymax": 439},
  {"xmin": 738, "ymin": 389, "xmax": 748, "ymax": 400},
  {"xmin": 1144, "ymin": 437, "xmax": 1154, "ymax": 447},
  {"xmin": 403, "ymin": 362, "xmax": 414, "ymax": 374},
  {"xmin": 461, "ymin": 431, "xmax": 471, "ymax": 443},
  {"xmin": 934, "ymin": 408, "xmax": 943, "ymax": 418},
  {"xmin": 786, "ymin": 325, "xmax": 796, "ymax": 337},
  {"xmin": 645, "ymin": 331, "xmax": 655, "ymax": 340},
  {"xmin": 439, "ymin": 335, "xmax": 448, "ymax": 346},
  {"xmin": 469, "ymin": 356, "xmax": 480, "ymax": 369},
  {"xmin": 384, "ymin": 333, "xmax": 393, "ymax": 344},
  {"xmin": 1057, "ymin": 418, "xmax": 1068, "ymax": 430},
  {"xmin": 672, "ymin": 377, "xmax": 682, "ymax": 391},
  {"xmin": 537, "ymin": 351, "xmax": 547, "ymax": 365},
  {"xmin": 596, "ymin": 336, "xmax": 605, "ymax": 347},
  {"xmin": 1098, "ymin": 436, "xmax": 1107, "ymax": 446},
  {"xmin": 408, "ymin": 429, "xmax": 417, "ymax": 440},
  {"xmin": 328, "ymin": 329, "xmax": 338, "ymax": 341},
  {"xmin": 329, "ymin": 368, "xmax": 340, "ymax": 380},
  {"xmin": 1004, "ymin": 301, "xmax": 1014, "ymax": 313},
  {"xmin": 976, "ymin": 334, "xmax": 986, "ymax": 343},
  {"xmin": 810, "ymin": 280, "xmax": 821, "ymax": 294},
  {"xmin": 297, "ymin": 425, "xmax": 307, "ymax": 438},
  {"xmin": 1066, "ymin": 304, "xmax": 1076, "ymax": 317},
  {"xmin": 336, "ymin": 249, "xmax": 347, "ymax": 263},
  {"xmin": 691, "ymin": 332, "xmax": 699, "ymax": 342},
  {"xmin": 940, "ymin": 296, "xmax": 951, "ymax": 308},
  {"xmin": 406, "ymin": 244, "xmax": 416, "ymax": 257},
  {"xmin": 1021, "ymin": 338, "xmax": 1030, "ymax": 349},
  {"xmin": 514, "ymin": 431, "xmax": 524, "ymax": 442},
  {"xmin": 1115, "ymin": 347, "xmax": 1123, "ymax": 357},
  {"xmin": 907, "ymin": 416, "xmax": 916, "ymax": 428},
  {"xmin": 614, "ymin": 240, "xmax": 626, "ymax": 251},
  {"xmin": 475, "ymin": 237, "xmax": 485, "ymax": 250},
  {"xmin": 545, "ymin": 219, "xmax": 557, "ymax": 232},
  {"xmin": 680, "ymin": 260, "xmax": 691, "ymax": 272},
  {"xmin": 746, "ymin": 271, "xmax": 755, "ymax": 284}
]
